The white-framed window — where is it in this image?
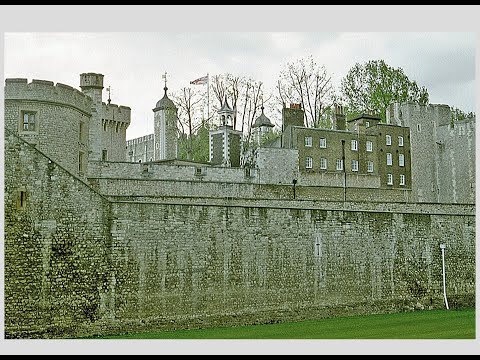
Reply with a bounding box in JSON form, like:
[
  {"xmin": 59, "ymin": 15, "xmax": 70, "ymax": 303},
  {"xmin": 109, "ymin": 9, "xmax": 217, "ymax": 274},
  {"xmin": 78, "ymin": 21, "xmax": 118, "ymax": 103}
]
[
  {"xmin": 319, "ymin": 137, "xmax": 327, "ymax": 148},
  {"xmin": 399, "ymin": 154, "xmax": 405, "ymax": 167},
  {"xmin": 398, "ymin": 136, "xmax": 404, "ymax": 147},
  {"xmin": 306, "ymin": 156, "xmax": 313, "ymax": 169},
  {"xmin": 365, "ymin": 121, "xmax": 370, "ymax": 128},
  {"xmin": 417, "ymin": 124, "xmax": 421, "ymax": 132},
  {"xmin": 366, "ymin": 141, "xmax": 373, "ymax": 152},
  {"xmin": 21, "ymin": 111, "xmax": 36, "ymax": 132},
  {"xmin": 351, "ymin": 139, "xmax": 358, "ymax": 151},
  {"xmin": 386, "ymin": 153, "xmax": 392, "ymax": 166},
  {"xmin": 351, "ymin": 159, "xmax": 358, "ymax": 172},
  {"xmin": 367, "ymin": 161, "xmax": 374, "ymax": 173},
  {"xmin": 400, "ymin": 174, "xmax": 405, "ymax": 186},
  {"xmin": 305, "ymin": 136, "xmax": 312, "ymax": 147},
  {"xmin": 387, "ymin": 173, "xmax": 393, "ymax": 185},
  {"xmin": 386, "ymin": 134, "xmax": 392, "ymax": 146},
  {"xmin": 320, "ymin": 157, "xmax": 327, "ymax": 170},
  {"xmin": 336, "ymin": 159, "xmax": 343, "ymax": 171}
]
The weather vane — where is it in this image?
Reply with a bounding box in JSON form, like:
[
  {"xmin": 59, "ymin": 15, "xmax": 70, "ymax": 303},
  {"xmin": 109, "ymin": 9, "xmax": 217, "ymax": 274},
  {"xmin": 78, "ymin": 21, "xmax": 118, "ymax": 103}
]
[
  {"xmin": 162, "ymin": 71, "xmax": 168, "ymax": 89},
  {"xmin": 107, "ymin": 86, "xmax": 112, "ymax": 104}
]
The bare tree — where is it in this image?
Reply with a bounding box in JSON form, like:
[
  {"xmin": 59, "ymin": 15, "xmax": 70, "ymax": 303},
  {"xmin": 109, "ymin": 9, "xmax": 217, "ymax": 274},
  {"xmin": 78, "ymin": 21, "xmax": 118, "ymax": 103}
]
[
  {"xmin": 211, "ymin": 73, "xmax": 243, "ymax": 129},
  {"xmin": 172, "ymin": 87, "xmax": 204, "ymax": 160},
  {"xmin": 277, "ymin": 55, "xmax": 333, "ymax": 128},
  {"xmin": 243, "ymin": 80, "xmax": 264, "ymax": 145},
  {"xmin": 211, "ymin": 74, "xmax": 226, "ymax": 109}
]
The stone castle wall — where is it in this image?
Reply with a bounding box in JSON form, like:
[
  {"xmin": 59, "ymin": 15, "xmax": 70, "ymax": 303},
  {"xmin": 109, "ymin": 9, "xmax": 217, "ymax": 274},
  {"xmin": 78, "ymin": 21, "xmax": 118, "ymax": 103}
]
[
  {"xmin": 126, "ymin": 134, "xmax": 155, "ymax": 163},
  {"xmin": 107, "ymin": 199, "xmax": 474, "ymax": 335},
  {"xmin": 436, "ymin": 118, "xmax": 475, "ymax": 204},
  {"xmin": 4, "ymin": 131, "xmax": 474, "ymax": 338},
  {"xmin": 387, "ymin": 103, "xmax": 475, "ymax": 204},
  {"xmin": 4, "ymin": 131, "xmax": 112, "ymax": 338},
  {"xmin": 91, "ymin": 178, "xmax": 412, "ymax": 203}
]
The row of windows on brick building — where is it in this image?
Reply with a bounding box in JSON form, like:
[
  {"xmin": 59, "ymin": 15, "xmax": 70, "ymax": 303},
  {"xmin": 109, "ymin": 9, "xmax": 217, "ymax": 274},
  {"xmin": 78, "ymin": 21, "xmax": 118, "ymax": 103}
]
[
  {"xmin": 305, "ymin": 154, "xmax": 405, "ymax": 169},
  {"xmin": 304, "ymin": 157, "xmax": 406, "ymax": 186},
  {"xmin": 304, "ymin": 136, "xmax": 404, "ymax": 150}
]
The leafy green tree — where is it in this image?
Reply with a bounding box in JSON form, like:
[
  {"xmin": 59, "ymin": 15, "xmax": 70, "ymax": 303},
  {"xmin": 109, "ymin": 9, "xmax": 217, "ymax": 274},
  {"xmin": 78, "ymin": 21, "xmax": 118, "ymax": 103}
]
[
  {"xmin": 177, "ymin": 123, "xmax": 210, "ymax": 163},
  {"xmin": 451, "ymin": 107, "xmax": 475, "ymax": 125},
  {"xmin": 341, "ymin": 59, "xmax": 429, "ymax": 122}
]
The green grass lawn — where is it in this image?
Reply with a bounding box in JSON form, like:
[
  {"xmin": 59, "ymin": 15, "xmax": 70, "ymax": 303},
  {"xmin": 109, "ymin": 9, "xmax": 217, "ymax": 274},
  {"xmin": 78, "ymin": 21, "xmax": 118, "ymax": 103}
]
[{"xmin": 99, "ymin": 309, "xmax": 475, "ymax": 339}]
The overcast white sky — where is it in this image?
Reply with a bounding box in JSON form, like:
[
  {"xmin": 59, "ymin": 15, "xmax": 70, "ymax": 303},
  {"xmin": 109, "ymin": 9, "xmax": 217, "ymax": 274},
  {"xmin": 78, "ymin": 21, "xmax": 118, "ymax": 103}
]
[
  {"xmin": 4, "ymin": 31, "xmax": 475, "ymax": 141},
  {"xmin": 1, "ymin": 5, "xmax": 480, "ymax": 357}
]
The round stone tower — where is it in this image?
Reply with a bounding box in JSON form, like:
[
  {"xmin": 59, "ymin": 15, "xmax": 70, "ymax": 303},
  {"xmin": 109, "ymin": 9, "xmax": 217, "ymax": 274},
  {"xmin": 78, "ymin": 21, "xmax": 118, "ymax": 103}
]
[{"xmin": 153, "ymin": 85, "xmax": 178, "ymax": 161}]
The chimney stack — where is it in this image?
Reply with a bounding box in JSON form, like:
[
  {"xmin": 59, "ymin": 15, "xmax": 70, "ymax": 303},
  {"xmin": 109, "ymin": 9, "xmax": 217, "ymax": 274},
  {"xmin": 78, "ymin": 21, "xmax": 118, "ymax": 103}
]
[{"xmin": 333, "ymin": 104, "xmax": 346, "ymax": 130}]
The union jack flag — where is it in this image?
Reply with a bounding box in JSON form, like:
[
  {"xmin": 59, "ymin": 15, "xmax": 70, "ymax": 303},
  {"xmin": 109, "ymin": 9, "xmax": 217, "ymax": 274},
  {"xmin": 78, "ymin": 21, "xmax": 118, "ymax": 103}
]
[{"xmin": 190, "ymin": 75, "xmax": 208, "ymax": 85}]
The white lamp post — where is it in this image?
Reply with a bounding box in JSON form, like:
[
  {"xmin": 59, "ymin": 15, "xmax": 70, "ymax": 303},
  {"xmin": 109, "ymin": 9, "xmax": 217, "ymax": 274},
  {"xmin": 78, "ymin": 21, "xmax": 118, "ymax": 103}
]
[{"xmin": 440, "ymin": 244, "xmax": 449, "ymax": 310}]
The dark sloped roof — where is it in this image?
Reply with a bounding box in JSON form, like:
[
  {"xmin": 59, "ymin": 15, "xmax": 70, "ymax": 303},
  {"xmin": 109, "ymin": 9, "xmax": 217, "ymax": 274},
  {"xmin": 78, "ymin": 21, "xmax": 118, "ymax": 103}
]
[
  {"xmin": 219, "ymin": 95, "xmax": 233, "ymax": 113},
  {"xmin": 253, "ymin": 106, "xmax": 274, "ymax": 128},
  {"xmin": 153, "ymin": 87, "xmax": 176, "ymax": 111}
]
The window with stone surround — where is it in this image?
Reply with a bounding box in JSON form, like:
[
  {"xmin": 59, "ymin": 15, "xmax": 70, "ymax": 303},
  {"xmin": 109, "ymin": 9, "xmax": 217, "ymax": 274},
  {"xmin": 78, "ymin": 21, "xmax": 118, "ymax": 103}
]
[
  {"xmin": 319, "ymin": 138, "xmax": 326, "ymax": 148},
  {"xmin": 336, "ymin": 159, "xmax": 343, "ymax": 171},
  {"xmin": 305, "ymin": 136, "xmax": 312, "ymax": 147},
  {"xmin": 305, "ymin": 156, "xmax": 313, "ymax": 169},
  {"xmin": 79, "ymin": 121, "xmax": 84, "ymax": 143},
  {"xmin": 16, "ymin": 188, "xmax": 27, "ymax": 210},
  {"xmin": 367, "ymin": 161, "xmax": 374, "ymax": 173},
  {"xmin": 351, "ymin": 139, "xmax": 358, "ymax": 151},
  {"xmin": 351, "ymin": 159, "xmax": 358, "ymax": 172},
  {"xmin": 366, "ymin": 141, "xmax": 373, "ymax": 152},
  {"xmin": 387, "ymin": 153, "xmax": 392, "ymax": 166},
  {"xmin": 320, "ymin": 157, "xmax": 327, "ymax": 170},
  {"xmin": 21, "ymin": 111, "xmax": 36, "ymax": 132},
  {"xmin": 387, "ymin": 173, "xmax": 393, "ymax": 185},
  {"xmin": 78, "ymin": 151, "xmax": 85, "ymax": 174}
]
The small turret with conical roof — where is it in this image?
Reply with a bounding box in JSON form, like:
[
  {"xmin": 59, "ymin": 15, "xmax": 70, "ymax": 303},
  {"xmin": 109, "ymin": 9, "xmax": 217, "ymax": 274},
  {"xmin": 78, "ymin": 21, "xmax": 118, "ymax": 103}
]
[
  {"xmin": 209, "ymin": 95, "xmax": 243, "ymax": 167},
  {"xmin": 218, "ymin": 95, "xmax": 234, "ymax": 126},
  {"xmin": 253, "ymin": 104, "xmax": 275, "ymax": 146}
]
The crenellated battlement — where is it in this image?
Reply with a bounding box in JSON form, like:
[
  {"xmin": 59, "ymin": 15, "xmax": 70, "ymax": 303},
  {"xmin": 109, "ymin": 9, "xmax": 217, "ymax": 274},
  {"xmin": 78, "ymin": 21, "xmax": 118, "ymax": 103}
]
[
  {"xmin": 102, "ymin": 102, "xmax": 131, "ymax": 125},
  {"xmin": 386, "ymin": 102, "xmax": 452, "ymax": 127},
  {"xmin": 5, "ymin": 78, "xmax": 92, "ymax": 115}
]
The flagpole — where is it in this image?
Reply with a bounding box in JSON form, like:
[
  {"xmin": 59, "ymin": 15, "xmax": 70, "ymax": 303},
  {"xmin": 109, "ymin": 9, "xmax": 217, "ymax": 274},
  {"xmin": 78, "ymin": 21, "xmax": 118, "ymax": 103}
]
[{"xmin": 207, "ymin": 73, "xmax": 210, "ymax": 122}]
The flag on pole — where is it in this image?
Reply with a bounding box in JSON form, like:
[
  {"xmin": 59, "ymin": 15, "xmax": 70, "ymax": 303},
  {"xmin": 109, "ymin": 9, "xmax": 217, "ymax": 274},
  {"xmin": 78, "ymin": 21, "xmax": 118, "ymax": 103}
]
[{"xmin": 190, "ymin": 75, "xmax": 208, "ymax": 85}]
